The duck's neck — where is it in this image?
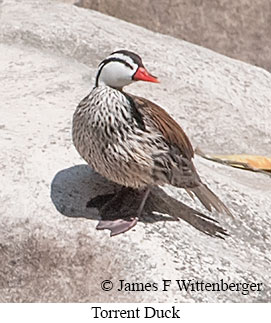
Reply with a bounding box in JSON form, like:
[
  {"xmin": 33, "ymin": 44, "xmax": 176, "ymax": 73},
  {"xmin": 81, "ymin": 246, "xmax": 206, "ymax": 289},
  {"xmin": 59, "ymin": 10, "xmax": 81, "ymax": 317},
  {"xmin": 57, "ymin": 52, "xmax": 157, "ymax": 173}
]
[{"xmin": 95, "ymin": 77, "xmax": 123, "ymax": 91}]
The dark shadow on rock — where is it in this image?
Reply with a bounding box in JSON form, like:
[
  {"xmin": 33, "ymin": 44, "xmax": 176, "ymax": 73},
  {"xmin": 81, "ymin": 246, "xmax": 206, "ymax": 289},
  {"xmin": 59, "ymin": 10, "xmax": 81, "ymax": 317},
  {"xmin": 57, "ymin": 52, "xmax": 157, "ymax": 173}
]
[{"xmin": 51, "ymin": 165, "xmax": 228, "ymax": 238}]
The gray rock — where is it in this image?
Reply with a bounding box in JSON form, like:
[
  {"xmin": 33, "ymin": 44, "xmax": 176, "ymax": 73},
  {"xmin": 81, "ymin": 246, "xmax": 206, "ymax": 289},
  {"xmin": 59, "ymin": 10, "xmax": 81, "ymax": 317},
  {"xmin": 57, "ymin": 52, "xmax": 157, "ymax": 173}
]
[
  {"xmin": 75, "ymin": 0, "xmax": 271, "ymax": 72},
  {"xmin": 0, "ymin": 0, "xmax": 270, "ymax": 302}
]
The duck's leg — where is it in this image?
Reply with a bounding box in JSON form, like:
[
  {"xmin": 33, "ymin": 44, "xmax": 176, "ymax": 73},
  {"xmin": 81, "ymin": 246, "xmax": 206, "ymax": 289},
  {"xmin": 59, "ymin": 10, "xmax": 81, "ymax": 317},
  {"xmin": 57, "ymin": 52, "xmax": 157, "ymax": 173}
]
[
  {"xmin": 95, "ymin": 186, "xmax": 151, "ymax": 236},
  {"xmin": 137, "ymin": 186, "xmax": 151, "ymax": 216}
]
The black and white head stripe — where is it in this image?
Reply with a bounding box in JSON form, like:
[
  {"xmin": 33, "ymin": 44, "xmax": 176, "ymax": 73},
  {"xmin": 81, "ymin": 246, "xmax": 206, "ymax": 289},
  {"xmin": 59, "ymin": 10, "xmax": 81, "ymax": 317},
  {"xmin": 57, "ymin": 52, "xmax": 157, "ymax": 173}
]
[
  {"xmin": 95, "ymin": 50, "xmax": 144, "ymax": 88},
  {"xmin": 110, "ymin": 50, "xmax": 144, "ymax": 68}
]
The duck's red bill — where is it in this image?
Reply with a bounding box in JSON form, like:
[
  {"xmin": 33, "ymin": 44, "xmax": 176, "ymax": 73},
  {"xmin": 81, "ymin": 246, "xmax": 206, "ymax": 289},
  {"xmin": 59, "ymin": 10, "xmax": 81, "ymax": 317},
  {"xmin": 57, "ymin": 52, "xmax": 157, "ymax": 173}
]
[{"xmin": 133, "ymin": 67, "xmax": 159, "ymax": 83}]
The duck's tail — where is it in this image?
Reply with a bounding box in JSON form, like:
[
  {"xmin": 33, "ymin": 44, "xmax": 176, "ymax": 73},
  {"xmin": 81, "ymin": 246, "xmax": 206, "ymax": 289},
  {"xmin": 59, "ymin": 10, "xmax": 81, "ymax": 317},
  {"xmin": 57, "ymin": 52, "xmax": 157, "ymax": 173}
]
[{"xmin": 188, "ymin": 183, "xmax": 232, "ymax": 217}]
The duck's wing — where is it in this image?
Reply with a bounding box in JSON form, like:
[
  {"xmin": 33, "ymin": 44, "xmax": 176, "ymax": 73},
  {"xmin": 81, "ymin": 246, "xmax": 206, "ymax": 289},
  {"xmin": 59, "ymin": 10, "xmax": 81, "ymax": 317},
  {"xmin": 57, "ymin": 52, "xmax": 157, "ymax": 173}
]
[
  {"xmin": 126, "ymin": 93, "xmax": 232, "ymax": 217},
  {"xmin": 129, "ymin": 94, "xmax": 194, "ymax": 160}
]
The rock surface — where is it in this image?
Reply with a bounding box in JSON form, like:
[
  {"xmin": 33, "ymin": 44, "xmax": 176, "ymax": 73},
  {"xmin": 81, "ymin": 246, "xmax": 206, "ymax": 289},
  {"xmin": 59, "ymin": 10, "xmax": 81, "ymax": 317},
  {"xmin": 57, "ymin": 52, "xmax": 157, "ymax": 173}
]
[
  {"xmin": 74, "ymin": 0, "xmax": 271, "ymax": 71},
  {"xmin": 0, "ymin": 0, "xmax": 270, "ymax": 302}
]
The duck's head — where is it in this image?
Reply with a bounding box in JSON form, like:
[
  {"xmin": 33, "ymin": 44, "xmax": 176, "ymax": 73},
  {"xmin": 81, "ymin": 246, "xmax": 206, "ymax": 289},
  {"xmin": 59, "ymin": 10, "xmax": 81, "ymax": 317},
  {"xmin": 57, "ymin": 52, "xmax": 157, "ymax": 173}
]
[{"xmin": 95, "ymin": 50, "xmax": 159, "ymax": 90}]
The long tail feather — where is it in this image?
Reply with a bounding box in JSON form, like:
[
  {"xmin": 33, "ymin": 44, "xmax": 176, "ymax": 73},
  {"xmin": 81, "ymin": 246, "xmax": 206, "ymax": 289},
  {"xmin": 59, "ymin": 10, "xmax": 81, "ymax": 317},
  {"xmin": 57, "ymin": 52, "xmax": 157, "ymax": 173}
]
[{"xmin": 190, "ymin": 184, "xmax": 232, "ymax": 217}]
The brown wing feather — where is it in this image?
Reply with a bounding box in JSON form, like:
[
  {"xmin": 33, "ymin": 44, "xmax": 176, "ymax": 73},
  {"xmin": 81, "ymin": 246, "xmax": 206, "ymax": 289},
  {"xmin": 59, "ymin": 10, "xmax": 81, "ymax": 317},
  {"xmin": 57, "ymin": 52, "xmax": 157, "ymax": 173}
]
[
  {"xmin": 126, "ymin": 93, "xmax": 232, "ymax": 216},
  {"xmin": 130, "ymin": 95, "xmax": 194, "ymax": 160}
]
